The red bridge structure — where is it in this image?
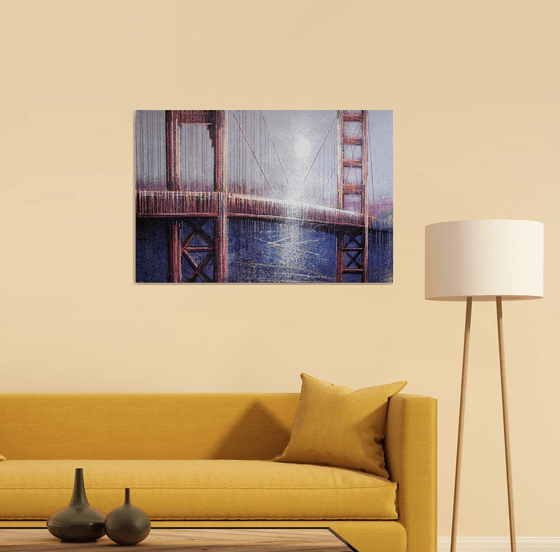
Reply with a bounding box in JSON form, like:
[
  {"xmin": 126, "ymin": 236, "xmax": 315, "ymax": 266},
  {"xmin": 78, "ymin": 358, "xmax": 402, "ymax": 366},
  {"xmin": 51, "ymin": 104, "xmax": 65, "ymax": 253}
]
[{"xmin": 136, "ymin": 110, "xmax": 392, "ymax": 283}]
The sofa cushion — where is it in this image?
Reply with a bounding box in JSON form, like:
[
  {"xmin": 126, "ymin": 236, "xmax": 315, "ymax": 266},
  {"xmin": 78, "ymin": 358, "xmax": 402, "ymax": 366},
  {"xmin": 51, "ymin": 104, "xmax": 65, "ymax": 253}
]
[
  {"xmin": 0, "ymin": 393, "xmax": 300, "ymax": 461},
  {"xmin": 0, "ymin": 459, "xmax": 398, "ymax": 521},
  {"xmin": 274, "ymin": 374, "xmax": 406, "ymax": 478}
]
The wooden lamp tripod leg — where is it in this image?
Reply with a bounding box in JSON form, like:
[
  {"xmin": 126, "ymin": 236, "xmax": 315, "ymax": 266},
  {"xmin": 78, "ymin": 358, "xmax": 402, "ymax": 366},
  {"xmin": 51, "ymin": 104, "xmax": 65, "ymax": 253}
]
[
  {"xmin": 496, "ymin": 296, "xmax": 517, "ymax": 552},
  {"xmin": 450, "ymin": 297, "xmax": 517, "ymax": 552},
  {"xmin": 450, "ymin": 296, "xmax": 473, "ymax": 552}
]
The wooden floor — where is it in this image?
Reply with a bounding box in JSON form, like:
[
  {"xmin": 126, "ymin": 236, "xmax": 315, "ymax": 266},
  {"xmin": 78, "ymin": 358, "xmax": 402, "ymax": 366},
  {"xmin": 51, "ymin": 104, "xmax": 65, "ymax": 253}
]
[{"xmin": 0, "ymin": 528, "xmax": 355, "ymax": 551}]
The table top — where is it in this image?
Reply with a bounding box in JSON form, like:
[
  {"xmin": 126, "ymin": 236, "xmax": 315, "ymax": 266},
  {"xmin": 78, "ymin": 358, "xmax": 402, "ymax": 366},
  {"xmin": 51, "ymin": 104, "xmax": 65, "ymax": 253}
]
[{"xmin": 0, "ymin": 528, "xmax": 356, "ymax": 551}]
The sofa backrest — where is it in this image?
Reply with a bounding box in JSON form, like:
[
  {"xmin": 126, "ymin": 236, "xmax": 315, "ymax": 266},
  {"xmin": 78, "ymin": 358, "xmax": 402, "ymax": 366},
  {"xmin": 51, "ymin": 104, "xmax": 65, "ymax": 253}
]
[{"xmin": 0, "ymin": 393, "xmax": 300, "ymax": 460}]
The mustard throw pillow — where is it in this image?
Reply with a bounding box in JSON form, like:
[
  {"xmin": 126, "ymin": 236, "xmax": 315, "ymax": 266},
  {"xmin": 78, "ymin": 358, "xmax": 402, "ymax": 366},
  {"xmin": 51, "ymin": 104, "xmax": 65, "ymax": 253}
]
[
  {"xmin": 0, "ymin": 454, "xmax": 5, "ymax": 461},
  {"xmin": 273, "ymin": 373, "xmax": 406, "ymax": 478}
]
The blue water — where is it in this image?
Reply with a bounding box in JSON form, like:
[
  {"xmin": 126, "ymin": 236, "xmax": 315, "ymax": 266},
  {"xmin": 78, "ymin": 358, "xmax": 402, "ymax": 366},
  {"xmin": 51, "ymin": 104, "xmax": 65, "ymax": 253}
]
[
  {"xmin": 136, "ymin": 218, "xmax": 392, "ymax": 283},
  {"xmin": 136, "ymin": 218, "xmax": 169, "ymax": 283}
]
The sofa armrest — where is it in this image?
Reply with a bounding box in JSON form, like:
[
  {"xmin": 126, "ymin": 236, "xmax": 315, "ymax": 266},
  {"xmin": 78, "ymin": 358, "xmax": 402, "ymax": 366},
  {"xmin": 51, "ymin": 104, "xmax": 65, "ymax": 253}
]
[{"xmin": 385, "ymin": 394, "xmax": 437, "ymax": 552}]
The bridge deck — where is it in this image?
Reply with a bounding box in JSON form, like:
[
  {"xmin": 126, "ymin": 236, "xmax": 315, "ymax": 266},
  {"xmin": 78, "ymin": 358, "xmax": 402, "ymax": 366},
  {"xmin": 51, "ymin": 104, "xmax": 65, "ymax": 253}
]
[{"xmin": 136, "ymin": 191, "xmax": 391, "ymax": 231}]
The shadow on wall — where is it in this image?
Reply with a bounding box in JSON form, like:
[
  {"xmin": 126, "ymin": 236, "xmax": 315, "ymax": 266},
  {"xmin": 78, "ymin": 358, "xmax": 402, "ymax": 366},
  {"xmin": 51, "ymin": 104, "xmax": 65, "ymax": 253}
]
[{"xmin": 209, "ymin": 401, "xmax": 293, "ymax": 460}]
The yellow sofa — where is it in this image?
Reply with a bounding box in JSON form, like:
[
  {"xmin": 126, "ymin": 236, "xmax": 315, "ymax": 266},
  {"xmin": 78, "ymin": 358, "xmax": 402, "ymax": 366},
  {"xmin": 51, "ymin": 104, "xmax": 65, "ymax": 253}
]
[{"xmin": 0, "ymin": 393, "xmax": 436, "ymax": 552}]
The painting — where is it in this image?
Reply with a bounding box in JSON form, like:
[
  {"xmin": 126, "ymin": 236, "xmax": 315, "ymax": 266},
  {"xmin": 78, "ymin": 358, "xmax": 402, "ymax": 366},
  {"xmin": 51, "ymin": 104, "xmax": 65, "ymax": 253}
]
[{"xmin": 135, "ymin": 110, "xmax": 393, "ymax": 283}]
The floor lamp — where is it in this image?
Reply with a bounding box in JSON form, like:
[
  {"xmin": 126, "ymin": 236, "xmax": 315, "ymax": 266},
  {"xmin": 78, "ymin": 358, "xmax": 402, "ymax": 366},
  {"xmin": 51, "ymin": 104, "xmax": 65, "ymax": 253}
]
[{"xmin": 425, "ymin": 219, "xmax": 544, "ymax": 552}]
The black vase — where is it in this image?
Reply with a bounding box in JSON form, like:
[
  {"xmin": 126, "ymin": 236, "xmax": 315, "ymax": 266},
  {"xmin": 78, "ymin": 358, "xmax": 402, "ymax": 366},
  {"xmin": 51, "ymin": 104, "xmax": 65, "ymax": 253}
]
[
  {"xmin": 47, "ymin": 468, "xmax": 106, "ymax": 542},
  {"xmin": 105, "ymin": 488, "xmax": 151, "ymax": 546}
]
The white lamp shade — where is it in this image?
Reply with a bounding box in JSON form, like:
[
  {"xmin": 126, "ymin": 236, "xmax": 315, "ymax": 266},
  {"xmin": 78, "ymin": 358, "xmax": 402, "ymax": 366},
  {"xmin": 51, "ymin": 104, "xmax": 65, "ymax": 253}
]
[{"xmin": 425, "ymin": 219, "xmax": 544, "ymax": 301}]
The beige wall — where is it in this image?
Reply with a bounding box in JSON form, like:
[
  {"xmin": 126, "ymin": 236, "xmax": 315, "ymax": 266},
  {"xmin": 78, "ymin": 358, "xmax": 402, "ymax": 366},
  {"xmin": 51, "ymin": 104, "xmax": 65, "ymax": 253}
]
[{"xmin": 1, "ymin": 0, "xmax": 558, "ymax": 538}]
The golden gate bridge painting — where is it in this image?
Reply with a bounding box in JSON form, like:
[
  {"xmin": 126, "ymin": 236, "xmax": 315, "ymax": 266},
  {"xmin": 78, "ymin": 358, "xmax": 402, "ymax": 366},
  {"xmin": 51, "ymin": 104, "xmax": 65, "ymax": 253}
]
[{"xmin": 135, "ymin": 110, "xmax": 393, "ymax": 283}]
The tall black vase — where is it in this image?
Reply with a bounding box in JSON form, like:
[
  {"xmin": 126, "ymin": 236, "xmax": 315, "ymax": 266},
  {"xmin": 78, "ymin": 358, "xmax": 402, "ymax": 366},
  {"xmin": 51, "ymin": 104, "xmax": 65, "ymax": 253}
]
[{"xmin": 47, "ymin": 468, "xmax": 106, "ymax": 542}]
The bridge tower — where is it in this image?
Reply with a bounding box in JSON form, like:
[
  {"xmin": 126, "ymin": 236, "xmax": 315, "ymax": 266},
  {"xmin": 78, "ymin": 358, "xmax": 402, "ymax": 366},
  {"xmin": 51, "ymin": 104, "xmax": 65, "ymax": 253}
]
[
  {"xmin": 165, "ymin": 110, "xmax": 228, "ymax": 283},
  {"xmin": 336, "ymin": 110, "xmax": 369, "ymax": 282}
]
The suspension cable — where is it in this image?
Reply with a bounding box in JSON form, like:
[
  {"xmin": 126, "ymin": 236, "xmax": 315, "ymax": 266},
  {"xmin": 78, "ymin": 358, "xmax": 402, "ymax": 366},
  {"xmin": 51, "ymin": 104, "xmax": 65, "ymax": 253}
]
[
  {"xmin": 368, "ymin": 113, "xmax": 374, "ymax": 204},
  {"xmin": 231, "ymin": 111, "xmax": 276, "ymax": 196},
  {"xmin": 259, "ymin": 111, "xmax": 291, "ymax": 188},
  {"xmin": 321, "ymin": 160, "xmax": 340, "ymax": 197},
  {"xmin": 302, "ymin": 113, "xmax": 337, "ymax": 185}
]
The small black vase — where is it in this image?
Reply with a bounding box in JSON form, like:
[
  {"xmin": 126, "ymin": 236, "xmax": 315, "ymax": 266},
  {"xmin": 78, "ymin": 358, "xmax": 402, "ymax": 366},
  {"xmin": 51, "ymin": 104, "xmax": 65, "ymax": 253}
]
[
  {"xmin": 105, "ymin": 488, "xmax": 151, "ymax": 546},
  {"xmin": 47, "ymin": 468, "xmax": 106, "ymax": 542}
]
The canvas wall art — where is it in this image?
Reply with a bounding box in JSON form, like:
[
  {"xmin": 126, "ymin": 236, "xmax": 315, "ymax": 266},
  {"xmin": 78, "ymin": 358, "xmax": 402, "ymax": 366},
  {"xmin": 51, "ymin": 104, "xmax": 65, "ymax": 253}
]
[{"xmin": 135, "ymin": 110, "xmax": 393, "ymax": 283}]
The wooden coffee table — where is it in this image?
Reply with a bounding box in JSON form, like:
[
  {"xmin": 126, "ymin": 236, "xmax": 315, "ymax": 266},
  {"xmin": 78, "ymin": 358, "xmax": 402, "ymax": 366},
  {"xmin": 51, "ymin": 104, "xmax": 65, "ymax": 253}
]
[{"xmin": 0, "ymin": 528, "xmax": 357, "ymax": 551}]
